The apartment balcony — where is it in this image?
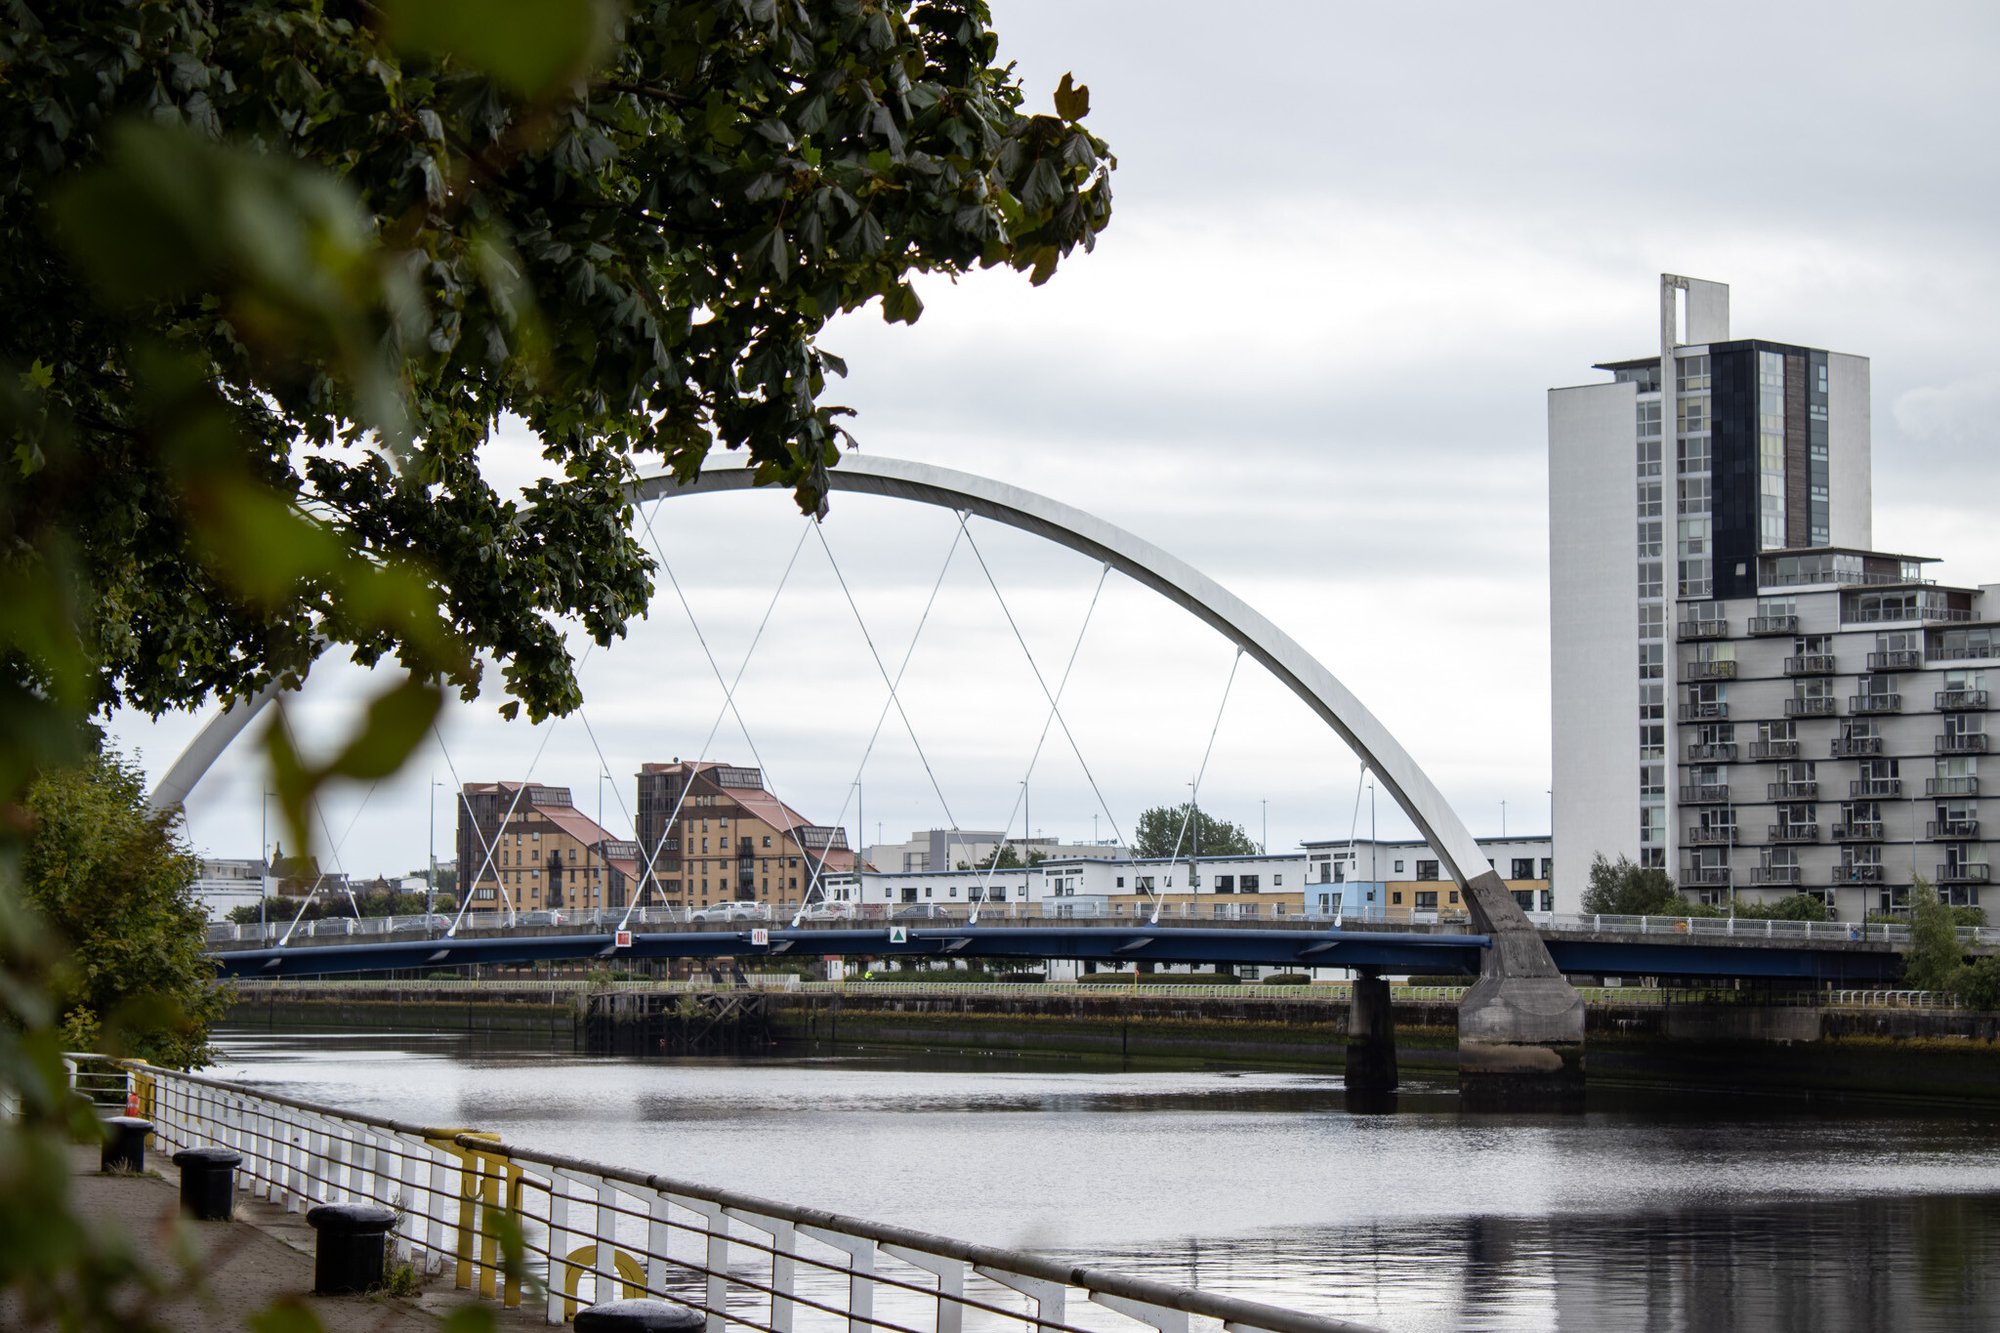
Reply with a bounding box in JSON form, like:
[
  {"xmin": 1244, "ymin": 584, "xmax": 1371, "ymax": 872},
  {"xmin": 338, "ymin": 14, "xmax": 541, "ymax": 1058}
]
[
  {"xmin": 1833, "ymin": 822, "xmax": 1885, "ymax": 842},
  {"xmin": 1927, "ymin": 776, "xmax": 1981, "ymax": 797},
  {"xmin": 1685, "ymin": 867, "xmax": 1734, "ymax": 887},
  {"xmin": 1786, "ymin": 697, "xmax": 1837, "ymax": 718},
  {"xmin": 1938, "ymin": 864, "xmax": 1993, "ymax": 885},
  {"xmin": 1685, "ymin": 659, "xmax": 1738, "ymax": 681},
  {"xmin": 1936, "ymin": 734, "xmax": 1989, "ymax": 755},
  {"xmin": 1849, "ymin": 693, "xmax": 1902, "ymax": 715},
  {"xmin": 1680, "ymin": 784, "xmax": 1732, "ymax": 804},
  {"xmin": 1679, "ymin": 702, "xmax": 1729, "ymax": 721},
  {"xmin": 1687, "ymin": 742, "xmax": 1739, "ymax": 762},
  {"xmin": 1851, "ymin": 778, "xmax": 1903, "ymax": 798},
  {"xmin": 1678, "ymin": 619, "xmax": 1729, "ymax": 641},
  {"xmin": 1785, "ymin": 654, "xmax": 1837, "ymax": 675},
  {"xmin": 1752, "ymin": 865, "xmax": 1804, "ymax": 886},
  {"xmin": 1767, "ymin": 824, "xmax": 1821, "ymax": 844},
  {"xmin": 1685, "ymin": 825, "xmax": 1739, "ymax": 845},
  {"xmin": 1748, "ymin": 615, "xmax": 1799, "ymax": 636},
  {"xmin": 1749, "ymin": 739, "xmax": 1800, "ymax": 761},
  {"xmin": 1937, "ymin": 689, "xmax": 1990, "ymax": 710},
  {"xmin": 1867, "ymin": 649, "xmax": 1924, "ymax": 671},
  {"xmin": 1834, "ymin": 864, "xmax": 1885, "ymax": 884},
  {"xmin": 1929, "ymin": 820, "xmax": 1980, "ymax": 839},
  {"xmin": 1767, "ymin": 781, "xmax": 1819, "ymax": 800},
  {"xmin": 1829, "ymin": 736, "xmax": 1882, "ymax": 758}
]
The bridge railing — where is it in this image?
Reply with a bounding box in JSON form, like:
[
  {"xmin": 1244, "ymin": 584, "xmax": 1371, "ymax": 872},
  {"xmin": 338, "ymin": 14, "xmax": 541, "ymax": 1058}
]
[
  {"xmin": 205, "ymin": 908, "xmax": 2000, "ymax": 952},
  {"xmin": 71, "ymin": 1055, "xmax": 1383, "ymax": 1333}
]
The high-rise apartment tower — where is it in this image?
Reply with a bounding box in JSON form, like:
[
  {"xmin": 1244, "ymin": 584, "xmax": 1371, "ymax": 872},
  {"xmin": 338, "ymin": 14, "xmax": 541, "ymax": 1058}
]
[{"xmin": 1548, "ymin": 276, "xmax": 1873, "ymax": 898}]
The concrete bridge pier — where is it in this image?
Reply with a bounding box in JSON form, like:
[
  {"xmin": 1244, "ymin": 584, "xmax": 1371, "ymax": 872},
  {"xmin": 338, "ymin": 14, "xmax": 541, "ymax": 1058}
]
[
  {"xmin": 1345, "ymin": 968, "xmax": 1398, "ymax": 1094},
  {"xmin": 1457, "ymin": 869, "xmax": 1586, "ymax": 1109}
]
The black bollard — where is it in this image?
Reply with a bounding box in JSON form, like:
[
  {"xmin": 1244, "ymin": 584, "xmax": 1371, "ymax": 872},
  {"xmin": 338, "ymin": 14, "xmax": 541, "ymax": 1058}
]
[
  {"xmin": 100, "ymin": 1116, "xmax": 154, "ymax": 1173},
  {"xmin": 306, "ymin": 1202, "xmax": 398, "ymax": 1294},
  {"xmin": 172, "ymin": 1146, "xmax": 242, "ymax": 1221},
  {"xmin": 575, "ymin": 1299, "xmax": 707, "ymax": 1333}
]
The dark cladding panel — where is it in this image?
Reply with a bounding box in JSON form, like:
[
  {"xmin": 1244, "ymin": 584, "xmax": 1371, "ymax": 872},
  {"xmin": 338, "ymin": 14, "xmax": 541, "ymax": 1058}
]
[
  {"xmin": 1709, "ymin": 345, "xmax": 1760, "ymax": 600},
  {"xmin": 1785, "ymin": 352, "xmax": 1809, "ymax": 547}
]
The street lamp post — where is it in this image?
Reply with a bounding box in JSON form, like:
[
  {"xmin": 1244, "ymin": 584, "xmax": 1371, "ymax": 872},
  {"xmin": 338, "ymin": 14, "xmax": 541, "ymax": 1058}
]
[{"xmin": 428, "ymin": 777, "xmax": 442, "ymax": 914}]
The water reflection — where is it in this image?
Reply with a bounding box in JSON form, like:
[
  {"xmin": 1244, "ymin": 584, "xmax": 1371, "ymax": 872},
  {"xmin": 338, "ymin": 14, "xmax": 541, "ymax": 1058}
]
[{"xmin": 208, "ymin": 1025, "xmax": 2000, "ymax": 1332}]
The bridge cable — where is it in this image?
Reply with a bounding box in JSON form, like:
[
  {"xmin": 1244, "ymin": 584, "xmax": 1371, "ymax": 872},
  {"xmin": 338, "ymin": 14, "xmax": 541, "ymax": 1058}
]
[
  {"xmin": 811, "ymin": 519, "xmax": 982, "ymax": 897},
  {"xmin": 1161, "ymin": 648, "xmax": 1245, "ymax": 926},
  {"xmin": 956, "ymin": 519, "xmax": 1130, "ymax": 879},
  {"xmin": 792, "ymin": 520, "xmax": 969, "ymax": 924},
  {"xmin": 430, "ymin": 646, "xmax": 593, "ymax": 936},
  {"xmin": 272, "ymin": 709, "xmax": 380, "ymax": 946},
  {"xmin": 615, "ymin": 508, "xmax": 813, "ymax": 931},
  {"xmin": 963, "ymin": 548, "xmax": 1117, "ymax": 922}
]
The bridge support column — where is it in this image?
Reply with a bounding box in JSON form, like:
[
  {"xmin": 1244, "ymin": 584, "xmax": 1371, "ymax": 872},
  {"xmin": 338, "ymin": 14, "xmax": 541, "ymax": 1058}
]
[
  {"xmin": 1457, "ymin": 870, "xmax": 1585, "ymax": 1109},
  {"xmin": 1345, "ymin": 969, "xmax": 1398, "ymax": 1094}
]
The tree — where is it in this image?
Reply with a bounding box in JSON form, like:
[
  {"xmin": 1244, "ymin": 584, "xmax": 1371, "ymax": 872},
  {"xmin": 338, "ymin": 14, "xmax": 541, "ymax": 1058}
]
[
  {"xmin": 1579, "ymin": 854, "xmax": 1680, "ymax": 916},
  {"xmin": 1903, "ymin": 876, "xmax": 1965, "ymax": 992},
  {"xmin": 21, "ymin": 746, "xmax": 229, "ymax": 1069},
  {"xmin": 2, "ymin": 1, "xmax": 1116, "ymax": 851},
  {"xmin": 1132, "ymin": 804, "xmax": 1257, "ymax": 859}
]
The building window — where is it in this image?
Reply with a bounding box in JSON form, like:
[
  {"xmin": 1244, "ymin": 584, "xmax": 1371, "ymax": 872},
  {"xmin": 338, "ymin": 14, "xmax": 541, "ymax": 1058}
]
[
  {"xmin": 1415, "ymin": 861, "xmax": 1438, "ymax": 881},
  {"xmin": 1215, "ymin": 875, "xmax": 1235, "ymax": 893},
  {"xmin": 1241, "ymin": 875, "xmax": 1260, "ymax": 892},
  {"xmin": 1415, "ymin": 891, "xmax": 1438, "ymax": 910},
  {"xmin": 1394, "ymin": 860, "xmax": 1405, "ymax": 874},
  {"xmin": 1511, "ymin": 858, "xmax": 1533, "ymax": 880},
  {"xmin": 1273, "ymin": 874, "xmax": 1282, "ymax": 886},
  {"xmin": 1391, "ymin": 891, "xmax": 1403, "ymax": 905}
]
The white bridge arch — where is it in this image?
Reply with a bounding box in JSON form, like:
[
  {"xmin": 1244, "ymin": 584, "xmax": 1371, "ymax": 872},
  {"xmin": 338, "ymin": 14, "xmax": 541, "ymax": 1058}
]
[{"xmin": 151, "ymin": 454, "xmax": 1521, "ymax": 916}]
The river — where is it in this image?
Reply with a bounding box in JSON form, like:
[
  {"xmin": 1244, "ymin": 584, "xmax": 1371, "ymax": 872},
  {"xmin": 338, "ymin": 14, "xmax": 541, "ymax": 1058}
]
[{"xmin": 207, "ymin": 1023, "xmax": 2000, "ymax": 1332}]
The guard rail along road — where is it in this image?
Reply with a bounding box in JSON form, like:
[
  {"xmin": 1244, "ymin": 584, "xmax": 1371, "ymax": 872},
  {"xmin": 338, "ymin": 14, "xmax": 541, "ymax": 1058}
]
[{"xmin": 66, "ymin": 1055, "xmax": 1385, "ymax": 1333}]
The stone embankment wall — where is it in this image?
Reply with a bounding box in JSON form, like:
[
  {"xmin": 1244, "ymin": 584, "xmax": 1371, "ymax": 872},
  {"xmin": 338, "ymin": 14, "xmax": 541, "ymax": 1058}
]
[{"xmin": 224, "ymin": 987, "xmax": 2000, "ymax": 1104}]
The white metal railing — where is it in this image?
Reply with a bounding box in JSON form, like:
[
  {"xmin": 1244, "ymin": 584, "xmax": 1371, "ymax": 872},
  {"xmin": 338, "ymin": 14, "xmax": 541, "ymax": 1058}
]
[
  {"xmin": 211, "ymin": 908, "xmax": 2000, "ymax": 952},
  {"xmin": 70, "ymin": 1056, "xmax": 1382, "ymax": 1333}
]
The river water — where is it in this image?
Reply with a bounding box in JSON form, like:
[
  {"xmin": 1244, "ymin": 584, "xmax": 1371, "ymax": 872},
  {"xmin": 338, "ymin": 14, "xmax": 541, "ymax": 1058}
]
[{"xmin": 207, "ymin": 1024, "xmax": 2000, "ymax": 1332}]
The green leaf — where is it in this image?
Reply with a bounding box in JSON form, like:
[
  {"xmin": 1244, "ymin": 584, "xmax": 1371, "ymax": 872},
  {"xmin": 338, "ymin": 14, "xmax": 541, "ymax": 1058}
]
[
  {"xmin": 324, "ymin": 676, "xmax": 445, "ymax": 783},
  {"xmin": 440, "ymin": 1307, "xmax": 499, "ymax": 1333},
  {"xmin": 1053, "ymin": 72, "xmax": 1091, "ymax": 121},
  {"xmin": 380, "ymin": 0, "xmax": 614, "ymax": 97}
]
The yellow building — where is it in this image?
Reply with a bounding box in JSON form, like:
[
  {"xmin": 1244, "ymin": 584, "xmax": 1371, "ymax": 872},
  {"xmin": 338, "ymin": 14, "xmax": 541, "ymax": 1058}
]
[
  {"xmin": 455, "ymin": 782, "xmax": 640, "ymax": 915},
  {"xmin": 634, "ymin": 761, "xmax": 857, "ymax": 913}
]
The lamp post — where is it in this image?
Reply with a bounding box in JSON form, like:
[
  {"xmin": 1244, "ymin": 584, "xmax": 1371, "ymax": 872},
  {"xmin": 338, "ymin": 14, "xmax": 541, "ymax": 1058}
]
[
  {"xmin": 1261, "ymin": 798, "xmax": 1268, "ymax": 855},
  {"xmin": 428, "ymin": 777, "xmax": 442, "ymax": 914},
  {"xmin": 260, "ymin": 788, "xmax": 271, "ymax": 932}
]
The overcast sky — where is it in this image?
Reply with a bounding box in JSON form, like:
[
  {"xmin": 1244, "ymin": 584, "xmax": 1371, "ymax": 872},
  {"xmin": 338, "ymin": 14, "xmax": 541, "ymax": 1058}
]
[{"xmin": 109, "ymin": 1, "xmax": 2000, "ymax": 881}]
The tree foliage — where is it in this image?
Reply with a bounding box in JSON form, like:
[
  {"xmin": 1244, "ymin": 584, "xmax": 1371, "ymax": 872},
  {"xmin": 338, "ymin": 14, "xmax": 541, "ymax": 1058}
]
[
  {"xmin": 1, "ymin": 0, "xmax": 1115, "ymax": 850},
  {"xmin": 21, "ymin": 746, "xmax": 228, "ymax": 1069},
  {"xmin": 1132, "ymin": 803, "xmax": 1257, "ymax": 859},
  {"xmin": 1579, "ymin": 854, "xmax": 1679, "ymax": 916},
  {"xmin": 1903, "ymin": 876, "xmax": 1966, "ymax": 993}
]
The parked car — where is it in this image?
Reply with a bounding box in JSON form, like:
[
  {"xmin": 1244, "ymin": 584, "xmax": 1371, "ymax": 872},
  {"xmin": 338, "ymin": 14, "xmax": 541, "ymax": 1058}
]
[
  {"xmin": 520, "ymin": 910, "xmax": 567, "ymax": 927},
  {"xmin": 688, "ymin": 901, "xmax": 769, "ymax": 923},
  {"xmin": 892, "ymin": 903, "xmax": 951, "ymax": 921},
  {"xmin": 797, "ymin": 904, "xmax": 856, "ymax": 922}
]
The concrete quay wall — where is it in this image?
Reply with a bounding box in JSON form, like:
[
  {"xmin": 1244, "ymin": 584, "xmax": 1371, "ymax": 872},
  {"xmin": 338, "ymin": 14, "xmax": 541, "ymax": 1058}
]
[{"xmin": 223, "ymin": 987, "xmax": 2000, "ymax": 1105}]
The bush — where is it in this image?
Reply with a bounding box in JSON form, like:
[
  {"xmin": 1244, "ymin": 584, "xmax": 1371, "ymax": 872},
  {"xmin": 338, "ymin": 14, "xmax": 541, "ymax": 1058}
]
[
  {"xmin": 1950, "ymin": 956, "xmax": 2000, "ymax": 1011},
  {"xmin": 1261, "ymin": 973, "xmax": 1312, "ymax": 986},
  {"xmin": 1731, "ymin": 893, "xmax": 1832, "ymax": 922},
  {"xmin": 1581, "ymin": 854, "xmax": 1679, "ymax": 915}
]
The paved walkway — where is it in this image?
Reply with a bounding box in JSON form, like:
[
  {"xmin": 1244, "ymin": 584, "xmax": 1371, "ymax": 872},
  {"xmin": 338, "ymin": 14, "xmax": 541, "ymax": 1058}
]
[{"xmin": 25, "ymin": 1144, "xmax": 549, "ymax": 1332}]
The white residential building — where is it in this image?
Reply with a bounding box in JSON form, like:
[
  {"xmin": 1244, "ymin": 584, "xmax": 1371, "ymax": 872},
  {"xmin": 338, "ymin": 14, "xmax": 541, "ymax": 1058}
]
[{"xmin": 1549, "ymin": 275, "xmax": 1873, "ymax": 903}]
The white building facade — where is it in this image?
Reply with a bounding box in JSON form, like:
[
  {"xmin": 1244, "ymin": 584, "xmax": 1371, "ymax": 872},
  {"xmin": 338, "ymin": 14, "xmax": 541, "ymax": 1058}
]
[
  {"xmin": 1549, "ymin": 275, "xmax": 1873, "ymax": 903},
  {"xmin": 1673, "ymin": 553, "xmax": 1997, "ymax": 918}
]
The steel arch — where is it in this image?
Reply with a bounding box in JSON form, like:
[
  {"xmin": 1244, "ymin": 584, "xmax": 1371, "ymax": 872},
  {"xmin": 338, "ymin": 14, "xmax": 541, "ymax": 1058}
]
[{"xmin": 151, "ymin": 454, "xmax": 1515, "ymax": 910}]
